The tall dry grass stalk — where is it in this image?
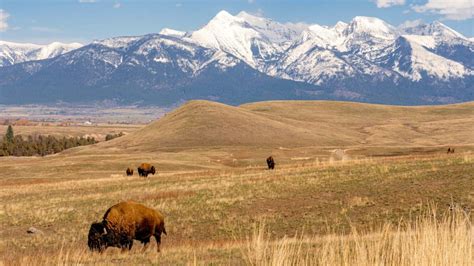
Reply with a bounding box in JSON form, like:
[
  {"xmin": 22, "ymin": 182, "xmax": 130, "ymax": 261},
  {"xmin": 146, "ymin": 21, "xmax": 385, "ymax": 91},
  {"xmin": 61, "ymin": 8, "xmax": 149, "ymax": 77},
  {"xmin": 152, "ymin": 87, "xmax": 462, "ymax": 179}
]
[{"xmin": 244, "ymin": 209, "xmax": 472, "ymax": 266}]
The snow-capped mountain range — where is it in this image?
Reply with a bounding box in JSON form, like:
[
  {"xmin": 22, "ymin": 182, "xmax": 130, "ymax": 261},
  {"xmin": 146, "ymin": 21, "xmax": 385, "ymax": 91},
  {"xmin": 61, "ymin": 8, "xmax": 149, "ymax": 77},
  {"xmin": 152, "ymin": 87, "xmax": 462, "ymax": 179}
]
[
  {"xmin": 0, "ymin": 10, "xmax": 472, "ymax": 105},
  {"xmin": 0, "ymin": 41, "xmax": 83, "ymax": 66}
]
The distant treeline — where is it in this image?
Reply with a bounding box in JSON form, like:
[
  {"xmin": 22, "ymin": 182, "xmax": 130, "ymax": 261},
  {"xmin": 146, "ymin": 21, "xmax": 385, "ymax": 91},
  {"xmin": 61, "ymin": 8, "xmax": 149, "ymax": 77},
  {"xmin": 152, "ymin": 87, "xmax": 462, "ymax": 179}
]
[
  {"xmin": 105, "ymin": 132, "xmax": 124, "ymax": 141},
  {"xmin": 0, "ymin": 125, "xmax": 97, "ymax": 157}
]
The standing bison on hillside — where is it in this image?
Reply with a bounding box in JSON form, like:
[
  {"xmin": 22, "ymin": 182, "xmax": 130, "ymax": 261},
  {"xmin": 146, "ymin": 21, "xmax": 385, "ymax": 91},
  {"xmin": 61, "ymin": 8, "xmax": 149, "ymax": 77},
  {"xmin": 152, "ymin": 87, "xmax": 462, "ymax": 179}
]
[
  {"xmin": 88, "ymin": 201, "xmax": 167, "ymax": 253},
  {"xmin": 266, "ymin": 156, "xmax": 275, "ymax": 170},
  {"xmin": 137, "ymin": 163, "xmax": 156, "ymax": 177},
  {"xmin": 125, "ymin": 168, "xmax": 134, "ymax": 176}
]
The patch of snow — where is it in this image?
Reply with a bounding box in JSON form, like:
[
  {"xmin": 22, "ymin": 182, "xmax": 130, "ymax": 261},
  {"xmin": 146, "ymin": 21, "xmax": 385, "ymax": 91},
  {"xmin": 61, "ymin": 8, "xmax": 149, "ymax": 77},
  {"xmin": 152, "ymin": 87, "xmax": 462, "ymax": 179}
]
[
  {"xmin": 154, "ymin": 56, "xmax": 170, "ymax": 63},
  {"xmin": 0, "ymin": 40, "xmax": 83, "ymax": 66},
  {"xmin": 159, "ymin": 28, "xmax": 186, "ymax": 38},
  {"xmin": 397, "ymin": 38, "xmax": 470, "ymax": 81},
  {"xmin": 95, "ymin": 36, "xmax": 141, "ymax": 49},
  {"xmin": 402, "ymin": 35, "xmax": 436, "ymax": 49}
]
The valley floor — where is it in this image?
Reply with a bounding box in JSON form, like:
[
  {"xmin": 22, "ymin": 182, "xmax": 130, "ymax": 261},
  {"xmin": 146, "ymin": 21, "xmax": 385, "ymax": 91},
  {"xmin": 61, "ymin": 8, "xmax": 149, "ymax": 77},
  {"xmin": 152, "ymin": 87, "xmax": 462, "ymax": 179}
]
[{"xmin": 1, "ymin": 152, "xmax": 472, "ymax": 264}]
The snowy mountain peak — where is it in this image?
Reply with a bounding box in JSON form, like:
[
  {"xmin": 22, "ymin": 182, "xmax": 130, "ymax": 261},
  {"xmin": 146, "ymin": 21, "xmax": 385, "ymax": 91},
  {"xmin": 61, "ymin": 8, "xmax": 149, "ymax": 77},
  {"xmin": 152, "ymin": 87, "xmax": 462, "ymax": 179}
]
[
  {"xmin": 333, "ymin": 21, "xmax": 348, "ymax": 33},
  {"xmin": 346, "ymin": 16, "xmax": 395, "ymax": 39},
  {"xmin": 94, "ymin": 36, "xmax": 141, "ymax": 49},
  {"xmin": 213, "ymin": 10, "xmax": 239, "ymax": 22},
  {"xmin": 0, "ymin": 40, "xmax": 42, "ymax": 49},
  {"xmin": 36, "ymin": 42, "xmax": 83, "ymax": 60},
  {"xmin": 236, "ymin": 11, "xmax": 261, "ymax": 19},
  {"xmin": 159, "ymin": 28, "xmax": 186, "ymax": 38},
  {"xmin": 399, "ymin": 21, "xmax": 466, "ymax": 40},
  {"xmin": 189, "ymin": 10, "xmax": 305, "ymax": 67},
  {"xmin": 0, "ymin": 40, "xmax": 83, "ymax": 66}
]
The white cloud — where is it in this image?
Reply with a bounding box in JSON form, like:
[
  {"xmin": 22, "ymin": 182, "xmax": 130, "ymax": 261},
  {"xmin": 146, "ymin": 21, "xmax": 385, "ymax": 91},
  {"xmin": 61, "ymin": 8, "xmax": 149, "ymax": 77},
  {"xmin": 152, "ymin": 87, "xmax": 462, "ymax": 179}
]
[
  {"xmin": 0, "ymin": 9, "xmax": 10, "ymax": 32},
  {"xmin": 412, "ymin": 0, "xmax": 474, "ymax": 20},
  {"xmin": 113, "ymin": 2, "xmax": 121, "ymax": 8},
  {"xmin": 78, "ymin": 0, "xmax": 97, "ymax": 3},
  {"xmin": 375, "ymin": 0, "xmax": 405, "ymax": 8},
  {"xmin": 248, "ymin": 0, "xmax": 255, "ymax": 3},
  {"xmin": 175, "ymin": 3, "xmax": 182, "ymax": 7}
]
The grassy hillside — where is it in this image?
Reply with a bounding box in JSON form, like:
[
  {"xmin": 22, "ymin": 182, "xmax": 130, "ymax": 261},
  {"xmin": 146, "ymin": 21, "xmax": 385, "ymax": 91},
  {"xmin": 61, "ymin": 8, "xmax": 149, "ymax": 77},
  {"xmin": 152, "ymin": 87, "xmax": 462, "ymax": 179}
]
[{"xmin": 98, "ymin": 100, "xmax": 474, "ymax": 152}]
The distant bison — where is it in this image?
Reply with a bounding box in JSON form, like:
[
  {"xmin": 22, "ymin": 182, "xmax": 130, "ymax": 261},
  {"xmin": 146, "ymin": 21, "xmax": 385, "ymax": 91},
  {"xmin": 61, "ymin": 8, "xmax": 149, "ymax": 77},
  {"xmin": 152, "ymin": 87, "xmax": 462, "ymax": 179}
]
[
  {"xmin": 126, "ymin": 168, "xmax": 134, "ymax": 176},
  {"xmin": 137, "ymin": 163, "xmax": 156, "ymax": 177},
  {"xmin": 266, "ymin": 156, "xmax": 275, "ymax": 170},
  {"xmin": 447, "ymin": 148, "xmax": 455, "ymax": 154},
  {"xmin": 88, "ymin": 201, "xmax": 167, "ymax": 253}
]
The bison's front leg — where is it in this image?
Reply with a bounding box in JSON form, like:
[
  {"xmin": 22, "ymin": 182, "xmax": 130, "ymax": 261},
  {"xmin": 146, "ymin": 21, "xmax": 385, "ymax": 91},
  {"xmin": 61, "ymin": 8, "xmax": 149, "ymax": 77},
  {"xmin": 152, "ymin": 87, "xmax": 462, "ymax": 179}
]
[
  {"xmin": 154, "ymin": 232, "xmax": 161, "ymax": 252},
  {"xmin": 140, "ymin": 237, "xmax": 150, "ymax": 252},
  {"xmin": 119, "ymin": 235, "xmax": 133, "ymax": 252}
]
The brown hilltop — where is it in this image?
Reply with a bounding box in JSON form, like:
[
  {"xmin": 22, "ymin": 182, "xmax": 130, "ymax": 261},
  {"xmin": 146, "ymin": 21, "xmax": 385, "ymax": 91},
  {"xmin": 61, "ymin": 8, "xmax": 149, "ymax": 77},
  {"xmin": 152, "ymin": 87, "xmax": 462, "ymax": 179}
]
[
  {"xmin": 102, "ymin": 100, "xmax": 353, "ymax": 150},
  {"xmin": 98, "ymin": 100, "xmax": 474, "ymax": 152}
]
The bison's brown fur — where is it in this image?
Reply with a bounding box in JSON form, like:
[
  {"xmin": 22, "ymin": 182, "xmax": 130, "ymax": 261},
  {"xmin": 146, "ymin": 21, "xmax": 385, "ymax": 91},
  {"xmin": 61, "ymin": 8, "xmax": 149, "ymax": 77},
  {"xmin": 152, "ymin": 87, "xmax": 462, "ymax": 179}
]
[
  {"xmin": 126, "ymin": 168, "xmax": 133, "ymax": 176},
  {"xmin": 88, "ymin": 201, "xmax": 166, "ymax": 252},
  {"xmin": 137, "ymin": 163, "xmax": 155, "ymax": 177}
]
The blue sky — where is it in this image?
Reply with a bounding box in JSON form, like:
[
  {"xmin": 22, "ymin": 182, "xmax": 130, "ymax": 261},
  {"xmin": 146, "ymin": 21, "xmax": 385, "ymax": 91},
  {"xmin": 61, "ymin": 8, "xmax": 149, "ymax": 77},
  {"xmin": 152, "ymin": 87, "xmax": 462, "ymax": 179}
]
[{"xmin": 0, "ymin": 0, "xmax": 472, "ymax": 44}]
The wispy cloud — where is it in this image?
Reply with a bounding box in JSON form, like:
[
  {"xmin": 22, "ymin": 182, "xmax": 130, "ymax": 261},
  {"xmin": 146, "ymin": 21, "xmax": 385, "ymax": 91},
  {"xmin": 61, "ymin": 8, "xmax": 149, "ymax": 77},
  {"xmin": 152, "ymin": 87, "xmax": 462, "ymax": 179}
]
[
  {"xmin": 248, "ymin": 0, "xmax": 255, "ymax": 3},
  {"xmin": 412, "ymin": 0, "xmax": 473, "ymax": 20},
  {"xmin": 0, "ymin": 9, "xmax": 10, "ymax": 32},
  {"xmin": 31, "ymin": 26, "xmax": 60, "ymax": 33},
  {"xmin": 175, "ymin": 3, "xmax": 182, "ymax": 8},
  {"xmin": 78, "ymin": 0, "xmax": 97, "ymax": 3},
  {"xmin": 398, "ymin": 19, "xmax": 423, "ymax": 28},
  {"xmin": 113, "ymin": 2, "xmax": 121, "ymax": 8},
  {"xmin": 374, "ymin": 0, "xmax": 405, "ymax": 8}
]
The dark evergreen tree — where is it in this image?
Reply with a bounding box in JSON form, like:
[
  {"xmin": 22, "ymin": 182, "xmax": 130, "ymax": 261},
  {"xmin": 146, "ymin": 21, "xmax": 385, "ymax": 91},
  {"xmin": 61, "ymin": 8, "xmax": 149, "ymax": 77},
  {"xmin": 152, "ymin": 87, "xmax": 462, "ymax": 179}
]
[{"xmin": 5, "ymin": 125, "xmax": 14, "ymax": 143}]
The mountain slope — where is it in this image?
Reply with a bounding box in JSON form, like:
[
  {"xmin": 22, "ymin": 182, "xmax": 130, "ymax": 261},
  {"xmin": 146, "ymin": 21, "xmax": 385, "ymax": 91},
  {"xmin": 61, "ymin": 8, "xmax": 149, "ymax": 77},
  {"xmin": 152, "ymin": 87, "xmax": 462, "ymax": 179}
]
[
  {"xmin": 188, "ymin": 11, "xmax": 306, "ymax": 69},
  {"xmin": 0, "ymin": 41, "xmax": 83, "ymax": 66},
  {"xmin": 0, "ymin": 34, "xmax": 329, "ymax": 105}
]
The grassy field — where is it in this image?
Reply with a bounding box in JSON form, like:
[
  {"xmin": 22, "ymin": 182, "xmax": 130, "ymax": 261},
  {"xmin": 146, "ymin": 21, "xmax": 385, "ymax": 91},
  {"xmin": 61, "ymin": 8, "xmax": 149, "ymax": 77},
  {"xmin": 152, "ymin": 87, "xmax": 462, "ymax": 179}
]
[
  {"xmin": 0, "ymin": 100, "xmax": 473, "ymax": 264},
  {"xmin": 0, "ymin": 123, "xmax": 141, "ymax": 141},
  {"xmin": 1, "ymin": 154, "xmax": 472, "ymax": 264}
]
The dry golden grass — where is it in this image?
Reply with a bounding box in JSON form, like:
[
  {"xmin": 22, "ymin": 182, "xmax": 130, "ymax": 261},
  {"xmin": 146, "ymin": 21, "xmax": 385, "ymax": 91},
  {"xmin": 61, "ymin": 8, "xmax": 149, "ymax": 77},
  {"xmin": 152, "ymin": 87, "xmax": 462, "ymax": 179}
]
[
  {"xmin": 244, "ymin": 208, "xmax": 472, "ymax": 266},
  {"xmin": 0, "ymin": 123, "xmax": 141, "ymax": 140},
  {"xmin": 1, "ymin": 153, "xmax": 473, "ymax": 265},
  {"xmin": 0, "ymin": 100, "xmax": 473, "ymax": 264},
  {"xmin": 97, "ymin": 100, "xmax": 474, "ymax": 151}
]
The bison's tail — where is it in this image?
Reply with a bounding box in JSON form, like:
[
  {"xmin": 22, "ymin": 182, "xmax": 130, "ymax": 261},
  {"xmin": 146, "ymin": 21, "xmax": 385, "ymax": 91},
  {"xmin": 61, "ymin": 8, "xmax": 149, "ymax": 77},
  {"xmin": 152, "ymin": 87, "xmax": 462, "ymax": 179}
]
[{"xmin": 162, "ymin": 224, "xmax": 167, "ymax": 235}]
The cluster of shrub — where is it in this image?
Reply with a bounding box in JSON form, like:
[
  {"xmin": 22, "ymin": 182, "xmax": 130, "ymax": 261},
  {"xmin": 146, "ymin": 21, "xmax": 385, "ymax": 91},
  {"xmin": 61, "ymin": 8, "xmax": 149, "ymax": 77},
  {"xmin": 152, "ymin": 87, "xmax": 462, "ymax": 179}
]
[
  {"xmin": 105, "ymin": 132, "xmax": 124, "ymax": 141},
  {"xmin": 0, "ymin": 125, "xmax": 97, "ymax": 157}
]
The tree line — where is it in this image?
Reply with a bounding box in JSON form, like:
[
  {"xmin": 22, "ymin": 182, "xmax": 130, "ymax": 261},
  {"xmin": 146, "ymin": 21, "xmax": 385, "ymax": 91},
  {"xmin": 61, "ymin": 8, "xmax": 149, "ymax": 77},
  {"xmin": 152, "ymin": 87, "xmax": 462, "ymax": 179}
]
[
  {"xmin": 105, "ymin": 132, "xmax": 124, "ymax": 141},
  {"xmin": 0, "ymin": 125, "xmax": 98, "ymax": 157}
]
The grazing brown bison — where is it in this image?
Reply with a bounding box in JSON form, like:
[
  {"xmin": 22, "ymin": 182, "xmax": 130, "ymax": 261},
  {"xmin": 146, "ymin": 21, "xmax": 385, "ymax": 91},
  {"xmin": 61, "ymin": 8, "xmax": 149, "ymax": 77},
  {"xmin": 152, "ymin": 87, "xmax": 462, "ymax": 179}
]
[
  {"xmin": 88, "ymin": 201, "xmax": 166, "ymax": 253},
  {"xmin": 126, "ymin": 168, "xmax": 134, "ymax": 176},
  {"xmin": 138, "ymin": 163, "xmax": 155, "ymax": 177},
  {"xmin": 266, "ymin": 156, "xmax": 275, "ymax": 170}
]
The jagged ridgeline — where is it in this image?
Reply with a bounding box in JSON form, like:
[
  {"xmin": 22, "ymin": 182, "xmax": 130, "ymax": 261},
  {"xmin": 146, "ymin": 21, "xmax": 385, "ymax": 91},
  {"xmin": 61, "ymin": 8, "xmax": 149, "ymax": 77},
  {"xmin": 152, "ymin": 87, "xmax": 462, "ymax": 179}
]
[{"xmin": 0, "ymin": 11, "xmax": 473, "ymax": 105}]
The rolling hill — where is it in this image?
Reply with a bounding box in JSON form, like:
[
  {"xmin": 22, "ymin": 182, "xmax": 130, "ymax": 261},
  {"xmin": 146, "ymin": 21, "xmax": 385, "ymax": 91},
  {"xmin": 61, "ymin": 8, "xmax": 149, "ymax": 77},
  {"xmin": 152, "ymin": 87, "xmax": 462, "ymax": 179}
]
[{"xmin": 98, "ymin": 100, "xmax": 474, "ymax": 152}]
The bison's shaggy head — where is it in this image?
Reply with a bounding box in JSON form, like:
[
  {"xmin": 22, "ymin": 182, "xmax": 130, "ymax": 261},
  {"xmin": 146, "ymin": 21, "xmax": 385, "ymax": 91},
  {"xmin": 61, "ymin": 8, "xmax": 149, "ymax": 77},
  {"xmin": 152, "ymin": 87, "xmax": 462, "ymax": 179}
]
[{"xmin": 88, "ymin": 222, "xmax": 107, "ymax": 252}]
